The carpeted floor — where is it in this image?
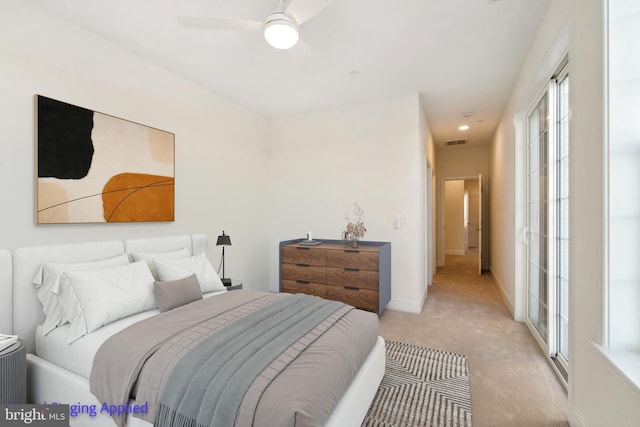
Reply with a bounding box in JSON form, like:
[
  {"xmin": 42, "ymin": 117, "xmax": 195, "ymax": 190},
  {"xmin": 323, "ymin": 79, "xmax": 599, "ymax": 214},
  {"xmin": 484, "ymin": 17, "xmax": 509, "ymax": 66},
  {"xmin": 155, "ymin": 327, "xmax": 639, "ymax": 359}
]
[
  {"xmin": 377, "ymin": 250, "xmax": 568, "ymax": 427},
  {"xmin": 363, "ymin": 341, "xmax": 472, "ymax": 427}
]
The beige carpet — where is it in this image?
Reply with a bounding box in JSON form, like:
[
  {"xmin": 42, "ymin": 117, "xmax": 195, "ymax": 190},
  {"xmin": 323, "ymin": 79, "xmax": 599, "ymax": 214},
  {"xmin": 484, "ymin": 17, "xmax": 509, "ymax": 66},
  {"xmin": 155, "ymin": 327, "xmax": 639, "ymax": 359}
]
[{"xmin": 378, "ymin": 250, "xmax": 568, "ymax": 427}]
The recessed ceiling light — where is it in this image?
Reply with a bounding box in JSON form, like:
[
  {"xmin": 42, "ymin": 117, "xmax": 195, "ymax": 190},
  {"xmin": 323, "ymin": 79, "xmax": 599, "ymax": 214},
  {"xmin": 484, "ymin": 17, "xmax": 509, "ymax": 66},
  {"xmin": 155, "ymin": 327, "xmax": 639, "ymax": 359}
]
[
  {"xmin": 350, "ymin": 71, "xmax": 359, "ymax": 77},
  {"xmin": 459, "ymin": 125, "xmax": 469, "ymax": 131},
  {"xmin": 462, "ymin": 112, "xmax": 474, "ymax": 118}
]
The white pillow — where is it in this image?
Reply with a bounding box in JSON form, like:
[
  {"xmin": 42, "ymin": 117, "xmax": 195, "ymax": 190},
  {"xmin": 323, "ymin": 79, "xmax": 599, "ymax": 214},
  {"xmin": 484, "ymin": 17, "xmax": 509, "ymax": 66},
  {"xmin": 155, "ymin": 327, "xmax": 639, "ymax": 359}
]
[
  {"xmin": 32, "ymin": 254, "xmax": 130, "ymax": 335},
  {"xmin": 130, "ymin": 248, "xmax": 190, "ymax": 279},
  {"xmin": 154, "ymin": 253, "xmax": 225, "ymax": 293},
  {"xmin": 59, "ymin": 260, "xmax": 156, "ymax": 344}
]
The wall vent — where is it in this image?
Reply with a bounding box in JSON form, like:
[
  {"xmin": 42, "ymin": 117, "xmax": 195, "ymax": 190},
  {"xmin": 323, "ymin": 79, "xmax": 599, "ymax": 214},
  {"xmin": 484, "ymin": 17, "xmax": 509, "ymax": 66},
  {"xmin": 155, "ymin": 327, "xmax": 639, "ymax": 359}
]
[{"xmin": 445, "ymin": 139, "xmax": 467, "ymax": 146}]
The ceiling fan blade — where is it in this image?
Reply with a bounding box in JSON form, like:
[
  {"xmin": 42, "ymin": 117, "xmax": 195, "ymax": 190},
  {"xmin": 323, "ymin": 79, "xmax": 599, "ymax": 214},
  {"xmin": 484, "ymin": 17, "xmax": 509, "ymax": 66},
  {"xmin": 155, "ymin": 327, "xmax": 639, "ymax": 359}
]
[
  {"xmin": 177, "ymin": 16, "xmax": 263, "ymax": 32},
  {"xmin": 288, "ymin": 0, "xmax": 335, "ymax": 24},
  {"xmin": 280, "ymin": 0, "xmax": 294, "ymax": 12},
  {"xmin": 287, "ymin": 39, "xmax": 324, "ymax": 76}
]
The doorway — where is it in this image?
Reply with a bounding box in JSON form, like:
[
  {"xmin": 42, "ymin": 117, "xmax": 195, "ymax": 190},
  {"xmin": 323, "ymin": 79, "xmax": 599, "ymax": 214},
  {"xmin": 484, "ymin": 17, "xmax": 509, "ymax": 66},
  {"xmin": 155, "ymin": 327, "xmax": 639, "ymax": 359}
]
[{"xmin": 441, "ymin": 175, "xmax": 485, "ymax": 274}]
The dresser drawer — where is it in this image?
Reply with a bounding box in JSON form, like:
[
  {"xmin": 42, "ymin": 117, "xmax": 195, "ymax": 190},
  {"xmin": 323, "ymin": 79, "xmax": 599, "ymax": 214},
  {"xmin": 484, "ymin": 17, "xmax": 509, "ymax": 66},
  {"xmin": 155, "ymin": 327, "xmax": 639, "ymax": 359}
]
[
  {"xmin": 281, "ymin": 246, "xmax": 326, "ymax": 266},
  {"xmin": 281, "ymin": 264, "xmax": 326, "ymax": 283},
  {"xmin": 326, "ymin": 249, "xmax": 379, "ymax": 270},
  {"xmin": 326, "ymin": 267, "xmax": 379, "ymax": 291},
  {"xmin": 326, "ymin": 285, "xmax": 378, "ymax": 312},
  {"xmin": 282, "ymin": 280, "xmax": 326, "ymax": 298}
]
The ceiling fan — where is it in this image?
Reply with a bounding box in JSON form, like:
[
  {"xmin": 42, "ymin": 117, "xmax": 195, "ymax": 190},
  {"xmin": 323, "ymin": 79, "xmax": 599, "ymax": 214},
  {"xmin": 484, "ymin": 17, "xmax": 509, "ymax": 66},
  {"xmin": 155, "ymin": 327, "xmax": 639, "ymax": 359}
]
[{"xmin": 177, "ymin": 0, "xmax": 334, "ymax": 50}]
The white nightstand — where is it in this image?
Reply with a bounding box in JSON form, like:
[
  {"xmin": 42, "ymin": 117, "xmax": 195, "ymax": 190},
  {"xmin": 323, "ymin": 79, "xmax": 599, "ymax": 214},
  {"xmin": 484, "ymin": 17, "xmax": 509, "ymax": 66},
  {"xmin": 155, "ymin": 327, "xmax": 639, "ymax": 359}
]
[
  {"xmin": 225, "ymin": 279, "xmax": 243, "ymax": 291},
  {"xmin": 0, "ymin": 339, "xmax": 26, "ymax": 404}
]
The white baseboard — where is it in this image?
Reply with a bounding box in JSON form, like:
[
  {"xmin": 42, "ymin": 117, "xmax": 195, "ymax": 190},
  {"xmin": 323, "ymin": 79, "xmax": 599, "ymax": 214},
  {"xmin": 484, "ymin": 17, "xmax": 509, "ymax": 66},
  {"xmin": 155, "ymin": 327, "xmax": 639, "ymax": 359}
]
[
  {"xmin": 568, "ymin": 405, "xmax": 584, "ymax": 427},
  {"xmin": 444, "ymin": 249, "xmax": 466, "ymax": 256},
  {"xmin": 489, "ymin": 268, "xmax": 515, "ymax": 318},
  {"xmin": 387, "ymin": 296, "xmax": 423, "ymax": 314}
]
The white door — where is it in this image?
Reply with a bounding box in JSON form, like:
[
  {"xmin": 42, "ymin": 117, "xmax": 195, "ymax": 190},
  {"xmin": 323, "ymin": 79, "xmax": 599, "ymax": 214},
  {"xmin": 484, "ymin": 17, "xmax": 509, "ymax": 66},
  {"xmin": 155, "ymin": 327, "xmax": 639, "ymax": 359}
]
[
  {"xmin": 478, "ymin": 174, "xmax": 482, "ymax": 275},
  {"xmin": 525, "ymin": 58, "xmax": 569, "ymax": 381},
  {"xmin": 526, "ymin": 91, "xmax": 549, "ymax": 347}
]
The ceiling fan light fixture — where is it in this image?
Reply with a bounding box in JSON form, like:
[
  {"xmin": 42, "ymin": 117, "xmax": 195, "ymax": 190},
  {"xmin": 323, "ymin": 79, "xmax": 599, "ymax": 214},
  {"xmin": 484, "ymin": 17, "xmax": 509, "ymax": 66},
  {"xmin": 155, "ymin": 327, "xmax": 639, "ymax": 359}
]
[{"xmin": 263, "ymin": 12, "xmax": 299, "ymax": 49}]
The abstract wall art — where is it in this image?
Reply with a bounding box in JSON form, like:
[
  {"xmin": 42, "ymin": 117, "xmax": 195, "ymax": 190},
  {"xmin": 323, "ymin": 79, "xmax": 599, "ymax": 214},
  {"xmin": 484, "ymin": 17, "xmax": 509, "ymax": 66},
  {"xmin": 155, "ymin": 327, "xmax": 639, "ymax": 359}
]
[{"xmin": 36, "ymin": 95, "xmax": 175, "ymax": 224}]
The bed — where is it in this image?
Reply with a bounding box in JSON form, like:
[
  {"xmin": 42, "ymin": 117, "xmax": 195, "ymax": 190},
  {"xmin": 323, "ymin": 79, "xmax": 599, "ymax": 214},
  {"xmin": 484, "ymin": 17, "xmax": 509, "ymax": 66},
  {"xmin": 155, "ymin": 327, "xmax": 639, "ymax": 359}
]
[{"xmin": 10, "ymin": 234, "xmax": 385, "ymax": 426}]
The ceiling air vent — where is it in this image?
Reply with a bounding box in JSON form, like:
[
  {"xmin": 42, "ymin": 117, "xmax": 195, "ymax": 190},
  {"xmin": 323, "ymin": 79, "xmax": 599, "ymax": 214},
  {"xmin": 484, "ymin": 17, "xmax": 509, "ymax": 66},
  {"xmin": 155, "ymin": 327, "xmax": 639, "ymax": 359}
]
[{"xmin": 445, "ymin": 139, "xmax": 467, "ymax": 146}]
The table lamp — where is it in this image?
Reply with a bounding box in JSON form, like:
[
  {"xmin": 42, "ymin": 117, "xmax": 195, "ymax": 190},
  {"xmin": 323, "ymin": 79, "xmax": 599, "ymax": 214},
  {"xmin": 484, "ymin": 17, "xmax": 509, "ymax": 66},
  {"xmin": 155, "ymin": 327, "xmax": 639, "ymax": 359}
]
[{"xmin": 216, "ymin": 231, "xmax": 232, "ymax": 286}]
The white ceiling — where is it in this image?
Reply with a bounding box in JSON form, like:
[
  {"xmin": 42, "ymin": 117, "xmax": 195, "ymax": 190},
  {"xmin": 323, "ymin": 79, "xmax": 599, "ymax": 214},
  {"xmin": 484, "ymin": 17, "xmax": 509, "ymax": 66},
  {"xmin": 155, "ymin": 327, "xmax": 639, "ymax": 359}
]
[{"xmin": 26, "ymin": 0, "xmax": 550, "ymax": 149}]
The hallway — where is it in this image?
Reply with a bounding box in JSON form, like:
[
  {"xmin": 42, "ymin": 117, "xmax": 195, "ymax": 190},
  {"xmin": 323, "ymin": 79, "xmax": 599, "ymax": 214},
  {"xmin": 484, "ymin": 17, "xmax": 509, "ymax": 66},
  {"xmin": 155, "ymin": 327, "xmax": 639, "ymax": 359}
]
[{"xmin": 378, "ymin": 252, "xmax": 568, "ymax": 426}]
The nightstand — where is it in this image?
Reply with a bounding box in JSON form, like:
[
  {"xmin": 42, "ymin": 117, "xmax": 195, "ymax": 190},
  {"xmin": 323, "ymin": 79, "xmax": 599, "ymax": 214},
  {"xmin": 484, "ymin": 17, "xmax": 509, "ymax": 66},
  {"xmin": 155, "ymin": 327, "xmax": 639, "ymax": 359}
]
[
  {"xmin": 225, "ymin": 279, "xmax": 243, "ymax": 291},
  {"xmin": 0, "ymin": 340, "xmax": 26, "ymax": 404}
]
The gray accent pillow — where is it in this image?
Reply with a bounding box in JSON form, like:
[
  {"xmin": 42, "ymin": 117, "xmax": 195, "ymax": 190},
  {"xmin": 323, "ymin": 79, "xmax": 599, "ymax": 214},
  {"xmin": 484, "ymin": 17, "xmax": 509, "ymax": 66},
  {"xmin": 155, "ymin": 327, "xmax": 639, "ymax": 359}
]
[{"xmin": 153, "ymin": 274, "xmax": 203, "ymax": 312}]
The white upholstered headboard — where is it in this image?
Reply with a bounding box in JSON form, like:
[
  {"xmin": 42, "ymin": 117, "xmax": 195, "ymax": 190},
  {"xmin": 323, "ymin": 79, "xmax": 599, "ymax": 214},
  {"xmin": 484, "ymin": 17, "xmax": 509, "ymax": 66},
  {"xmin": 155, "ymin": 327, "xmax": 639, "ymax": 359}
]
[
  {"xmin": 0, "ymin": 249, "xmax": 12, "ymax": 334},
  {"xmin": 124, "ymin": 234, "xmax": 208, "ymax": 258},
  {"xmin": 12, "ymin": 234, "xmax": 209, "ymax": 354}
]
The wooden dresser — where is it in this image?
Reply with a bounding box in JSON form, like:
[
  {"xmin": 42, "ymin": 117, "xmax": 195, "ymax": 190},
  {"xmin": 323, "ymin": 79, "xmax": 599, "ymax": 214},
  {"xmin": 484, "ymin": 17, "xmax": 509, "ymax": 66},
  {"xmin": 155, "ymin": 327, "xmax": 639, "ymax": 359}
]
[{"xmin": 279, "ymin": 239, "xmax": 391, "ymax": 314}]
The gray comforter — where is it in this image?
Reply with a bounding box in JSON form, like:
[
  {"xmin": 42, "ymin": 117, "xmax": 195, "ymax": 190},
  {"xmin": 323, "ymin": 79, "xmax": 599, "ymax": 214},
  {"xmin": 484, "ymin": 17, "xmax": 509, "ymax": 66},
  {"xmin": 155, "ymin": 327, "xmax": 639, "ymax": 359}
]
[{"xmin": 90, "ymin": 290, "xmax": 378, "ymax": 427}]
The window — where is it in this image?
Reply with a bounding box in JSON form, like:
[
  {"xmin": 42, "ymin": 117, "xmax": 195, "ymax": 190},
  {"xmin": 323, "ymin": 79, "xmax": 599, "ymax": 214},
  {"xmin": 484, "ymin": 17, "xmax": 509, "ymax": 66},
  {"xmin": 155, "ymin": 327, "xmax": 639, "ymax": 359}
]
[
  {"xmin": 599, "ymin": 0, "xmax": 640, "ymax": 393},
  {"xmin": 527, "ymin": 91, "xmax": 549, "ymax": 342},
  {"xmin": 554, "ymin": 70, "xmax": 570, "ymax": 370},
  {"xmin": 606, "ymin": 0, "xmax": 640, "ymax": 353},
  {"xmin": 525, "ymin": 56, "xmax": 569, "ymax": 381}
]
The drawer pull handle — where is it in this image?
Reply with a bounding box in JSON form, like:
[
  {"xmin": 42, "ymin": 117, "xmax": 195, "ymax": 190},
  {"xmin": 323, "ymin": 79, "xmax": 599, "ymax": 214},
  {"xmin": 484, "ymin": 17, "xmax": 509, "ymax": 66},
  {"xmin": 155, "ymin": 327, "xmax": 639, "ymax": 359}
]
[
  {"xmin": 296, "ymin": 247, "xmax": 310, "ymax": 251},
  {"xmin": 345, "ymin": 268, "xmax": 360, "ymax": 272},
  {"xmin": 344, "ymin": 286, "xmax": 359, "ymax": 291},
  {"xmin": 296, "ymin": 280, "xmax": 310, "ymax": 284},
  {"xmin": 296, "ymin": 263, "xmax": 309, "ymax": 267},
  {"xmin": 344, "ymin": 249, "xmax": 360, "ymax": 254}
]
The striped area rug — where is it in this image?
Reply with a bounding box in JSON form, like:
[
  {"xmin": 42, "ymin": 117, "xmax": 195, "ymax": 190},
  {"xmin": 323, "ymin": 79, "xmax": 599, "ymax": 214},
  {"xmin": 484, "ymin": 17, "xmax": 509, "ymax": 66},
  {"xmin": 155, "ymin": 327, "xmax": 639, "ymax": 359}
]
[{"xmin": 363, "ymin": 341, "xmax": 472, "ymax": 427}]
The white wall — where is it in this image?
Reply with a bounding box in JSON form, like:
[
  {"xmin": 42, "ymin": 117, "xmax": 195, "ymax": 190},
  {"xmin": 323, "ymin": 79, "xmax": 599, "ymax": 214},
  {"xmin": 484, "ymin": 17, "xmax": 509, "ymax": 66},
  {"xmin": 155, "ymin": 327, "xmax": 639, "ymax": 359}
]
[
  {"xmin": 444, "ymin": 180, "xmax": 465, "ymax": 255},
  {"xmin": 267, "ymin": 94, "xmax": 431, "ymax": 313},
  {"xmin": 0, "ymin": 1, "xmax": 271, "ymax": 290},
  {"xmin": 422, "ymin": 104, "xmax": 437, "ymax": 286},
  {"xmin": 489, "ymin": 0, "xmax": 571, "ymax": 318},
  {"xmin": 437, "ymin": 147, "xmax": 490, "ymax": 179},
  {"xmin": 490, "ymin": 0, "xmax": 640, "ymax": 424}
]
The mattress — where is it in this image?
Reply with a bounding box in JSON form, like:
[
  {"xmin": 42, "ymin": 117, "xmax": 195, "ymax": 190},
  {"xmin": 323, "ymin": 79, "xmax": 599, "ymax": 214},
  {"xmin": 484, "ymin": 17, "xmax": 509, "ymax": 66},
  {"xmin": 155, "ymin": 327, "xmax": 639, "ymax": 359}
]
[{"xmin": 35, "ymin": 290, "xmax": 226, "ymax": 378}]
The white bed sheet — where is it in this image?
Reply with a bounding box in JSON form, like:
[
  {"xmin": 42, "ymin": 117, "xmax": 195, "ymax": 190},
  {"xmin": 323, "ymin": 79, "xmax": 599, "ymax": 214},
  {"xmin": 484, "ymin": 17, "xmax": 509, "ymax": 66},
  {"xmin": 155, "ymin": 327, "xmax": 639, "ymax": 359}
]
[{"xmin": 35, "ymin": 291, "xmax": 226, "ymax": 378}]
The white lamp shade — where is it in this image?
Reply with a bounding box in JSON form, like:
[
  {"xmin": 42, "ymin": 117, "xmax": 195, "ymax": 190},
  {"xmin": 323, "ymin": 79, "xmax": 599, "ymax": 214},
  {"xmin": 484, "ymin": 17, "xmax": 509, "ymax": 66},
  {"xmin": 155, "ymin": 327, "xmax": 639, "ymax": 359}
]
[{"xmin": 263, "ymin": 13, "xmax": 299, "ymax": 49}]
